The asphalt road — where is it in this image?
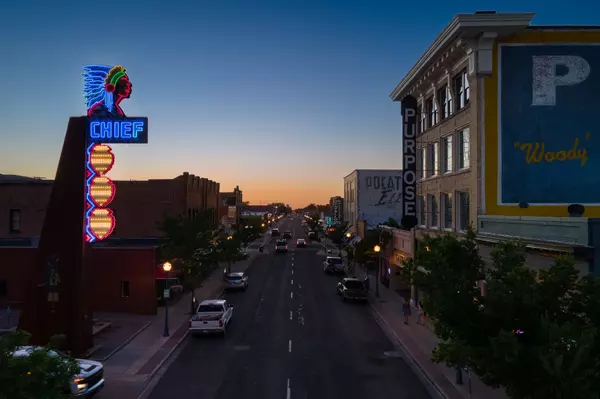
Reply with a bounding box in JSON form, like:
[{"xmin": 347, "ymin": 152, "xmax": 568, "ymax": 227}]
[{"xmin": 147, "ymin": 217, "xmax": 431, "ymax": 399}]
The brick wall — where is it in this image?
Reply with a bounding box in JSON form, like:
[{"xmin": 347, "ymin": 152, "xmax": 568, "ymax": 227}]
[{"xmin": 0, "ymin": 183, "xmax": 52, "ymax": 238}]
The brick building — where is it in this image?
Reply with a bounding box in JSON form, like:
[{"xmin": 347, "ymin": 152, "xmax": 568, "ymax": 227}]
[
  {"xmin": 390, "ymin": 11, "xmax": 596, "ymax": 280},
  {"xmin": 218, "ymin": 186, "xmax": 243, "ymax": 231},
  {"xmin": 0, "ymin": 172, "xmax": 220, "ymax": 316},
  {"xmin": 0, "ymin": 172, "xmax": 220, "ymax": 239}
]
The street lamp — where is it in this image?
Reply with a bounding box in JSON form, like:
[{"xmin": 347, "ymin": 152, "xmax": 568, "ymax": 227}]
[
  {"xmin": 227, "ymin": 235, "xmax": 233, "ymax": 240},
  {"xmin": 346, "ymin": 232, "xmax": 351, "ymax": 238},
  {"xmin": 373, "ymin": 245, "xmax": 381, "ymax": 298},
  {"xmin": 162, "ymin": 261, "xmax": 172, "ymax": 337},
  {"xmin": 261, "ymin": 223, "xmax": 265, "ymax": 227}
]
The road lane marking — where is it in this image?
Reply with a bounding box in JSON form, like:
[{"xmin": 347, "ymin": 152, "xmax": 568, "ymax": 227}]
[
  {"xmin": 290, "ymin": 311, "xmax": 292, "ymax": 320},
  {"xmin": 290, "ymin": 292, "xmax": 293, "ymax": 299},
  {"xmin": 291, "ymin": 279, "xmax": 293, "ymax": 285},
  {"xmin": 291, "ymin": 270, "xmax": 294, "ymax": 275},
  {"xmin": 289, "ymin": 340, "xmax": 292, "ymax": 352},
  {"xmin": 287, "ymin": 379, "xmax": 291, "ymax": 399}
]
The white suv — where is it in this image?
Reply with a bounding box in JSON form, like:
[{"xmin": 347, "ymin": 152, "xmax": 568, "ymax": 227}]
[{"xmin": 323, "ymin": 257, "xmax": 345, "ymax": 274}]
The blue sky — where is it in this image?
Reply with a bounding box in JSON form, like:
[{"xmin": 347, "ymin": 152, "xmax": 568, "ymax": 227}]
[{"xmin": 0, "ymin": 0, "xmax": 597, "ymax": 207}]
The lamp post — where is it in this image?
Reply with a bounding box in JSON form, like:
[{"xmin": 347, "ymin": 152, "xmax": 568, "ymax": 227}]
[
  {"xmin": 162, "ymin": 261, "xmax": 172, "ymax": 337},
  {"xmin": 373, "ymin": 244, "xmax": 381, "ymax": 298}
]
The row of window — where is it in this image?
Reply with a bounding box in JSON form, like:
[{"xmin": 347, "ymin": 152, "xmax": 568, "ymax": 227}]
[
  {"xmin": 416, "ymin": 191, "xmax": 470, "ymax": 231},
  {"xmin": 417, "ymin": 70, "xmax": 470, "ymax": 133},
  {"xmin": 419, "ymin": 128, "xmax": 470, "ymax": 179}
]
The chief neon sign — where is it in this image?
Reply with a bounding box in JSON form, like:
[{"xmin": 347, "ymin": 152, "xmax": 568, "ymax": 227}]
[
  {"xmin": 83, "ymin": 64, "xmax": 149, "ymax": 242},
  {"xmin": 87, "ymin": 118, "xmax": 149, "ymax": 144}
]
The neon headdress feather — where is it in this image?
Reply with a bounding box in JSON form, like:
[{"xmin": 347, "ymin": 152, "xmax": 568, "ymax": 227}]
[{"xmin": 83, "ymin": 65, "xmax": 128, "ymax": 113}]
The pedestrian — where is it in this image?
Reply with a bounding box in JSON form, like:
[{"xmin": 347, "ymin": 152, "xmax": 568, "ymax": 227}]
[
  {"xmin": 402, "ymin": 298, "xmax": 411, "ymax": 325},
  {"xmin": 417, "ymin": 301, "xmax": 426, "ymax": 325}
]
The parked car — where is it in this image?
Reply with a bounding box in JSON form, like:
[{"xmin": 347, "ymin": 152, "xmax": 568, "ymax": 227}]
[
  {"xmin": 189, "ymin": 299, "xmax": 233, "ymax": 336},
  {"xmin": 337, "ymin": 278, "xmax": 367, "ymax": 302},
  {"xmin": 224, "ymin": 271, "xmax": 248, "ymax": 291},
  {"xmin": 275, "ymin": 240, "xmax": 288, "ymax": 253},
  {"xmin": 296, "ymin": 238, "xmax": 307, "ymax": 248},
  {"xmin": 324, "ymin": 256, "xmax": 345, "ymax": 274},
  {"xmin": 12, "ymin": 346, "xmax": 105, "ymax": 397}
]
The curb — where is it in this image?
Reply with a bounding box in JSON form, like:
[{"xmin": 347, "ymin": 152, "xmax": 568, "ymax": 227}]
[
  {"xmin": 136, "ymin": 328, "xmax": 190, "ymax": 399},
  {"xmin": 97, "ymin": 321, "xmax": 153, "ymax": 362},
  {"xmin": 368, "ymin": 297, "xmax": 447, "ymax": 399}
]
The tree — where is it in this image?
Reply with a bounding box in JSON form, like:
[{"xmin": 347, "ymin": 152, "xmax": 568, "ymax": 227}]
[
  {"xmin": 158, "ymin": 211, "xmax": 217, "ymax": 314},
  {"xmin": 410, "ymin": 229, "xmax": 600, "ymax": 399},
  {"xmin": 326, "ymin": 222, "xmax": 350, "ymax": 255},
  {"xmin": 306, "ymin": 212, "xmax": 322, "ymax": 234},
  {"xmin": 216, "ymin": 233, "xmax": 244, "ymax": 274},
  {"xmin": 352, "ymin": 228, "xmax": 392, "ymax": 271},
  {"xmin": 381, "ymin": 217, "xmax": 400, "ymax": 228},
  {"xmin": 0, "ymin": 330, "xmax": 80, "ymax": 399}
]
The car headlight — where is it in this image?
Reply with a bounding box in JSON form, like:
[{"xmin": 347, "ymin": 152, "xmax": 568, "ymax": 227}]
[{"xmin": 77, "ymin": 383, "xmax": 88, "ymax": 391}]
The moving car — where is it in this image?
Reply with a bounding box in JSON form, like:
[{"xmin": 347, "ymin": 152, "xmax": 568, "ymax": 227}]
[
  {"xmin": 275, "ymin": 240, "xmax": 288, "ymax": 253},
  {"xmin": 224, "ymin": 272, "xmax": 248, "ymax": 291},
  {"xmin": 337, "ymin": 278, "xmax": 367, "ymax": 302},
  {"xmin": 271, "ymin": 228, "xmax": 281, "ymax": 236},
  {"xmin": 324, "ymin": 256, "xmax": 345, "ymax": 274},
  {"xmin": 296, "ymin": 238, "xmax": 307, "ymax": 248},
  {"xmin": 283, "ymin": 231, "xmax": 292, "ymax": 239},
  {"xmin": 13, "ymin": 346, "xmax": 105, "ymax": 397},
  {"xmin": 189, "ymin": 299, "xmax": 233, "ymax": 336}
]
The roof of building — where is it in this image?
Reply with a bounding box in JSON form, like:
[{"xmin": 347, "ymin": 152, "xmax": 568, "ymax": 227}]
[
  {"xmin": 390, "ymin": 11, "xmax": 536, "ymax": 101},
  {"xmin": 0, "ymin": 174, "xmax": 51, "ymax": 184}
]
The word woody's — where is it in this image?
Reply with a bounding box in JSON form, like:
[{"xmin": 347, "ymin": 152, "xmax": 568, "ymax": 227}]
[{"xmin": 514, "ymin": 132, "xmax": 590, "ymax": 167}]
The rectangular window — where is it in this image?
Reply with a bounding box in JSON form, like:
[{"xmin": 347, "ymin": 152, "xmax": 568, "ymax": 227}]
[
  {"xmin": 429, "ymin": 143, "xmax": 439, "ymax": 176},
  {"xmin": 458, "ymin": 191, "xmax": 470, "ymax": 231},
  {"xmin": 438, "ymin": 86, "xmax": 448, "ymax": 120},
  {"xmin": 9, "ymin": 209, "xmax": 21, "ymax": 233},
  {"xmin": 121, "ymin": 281, "xmax": 130, "ymax": 298},
  {"xmin": 420, "ymin": 104, "xmax": 427, "ymax": 132},
  {"xmin": 426, "ymin": 97, "xmax": 436, "ymax": 127},
  {"xmin": 420, "ymin": 147, "xmax": 427, "ymax": 179},
  {"xmin": 417, "ymin": 104, "xmax": 424, "ymax": 133},
  {"xmin": 458, "ymin": 129, "xmax": 470, "ymax": 169},
  {"xmin": 429, "ymin": 194, "xmax": 438, "ymax": 227},
  {"xmin": 442, "ymin": 135, "xmax": 453, "ymax": 173},
  {"xmin": 454, "ymin": 71, "xmax": 470, "ymax": 111},
  {"xmin": 417, "ymin": 196, "xmax": 426, "ymax": 226},
  {"xmin": 446, "ymin": 86, "xmax": 453, "ymax": 117},
  {"xmin": 442, "ymin": 193, "xmax": 453, "ymax": 229}
]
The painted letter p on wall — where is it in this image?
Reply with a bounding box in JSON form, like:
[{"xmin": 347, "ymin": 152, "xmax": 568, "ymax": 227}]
[{"xmin": 532, "ymin": 55, "xmax": 590, "ymax": 106}]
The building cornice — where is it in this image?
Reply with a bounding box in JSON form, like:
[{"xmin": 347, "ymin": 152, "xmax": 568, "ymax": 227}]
[{"xmin": 390, "ymin": 12, "xmax": 536, "ymax": 101}]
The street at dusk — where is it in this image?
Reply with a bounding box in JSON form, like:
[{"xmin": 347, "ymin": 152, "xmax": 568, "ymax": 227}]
[{"xmin": 2, "ymin": 2, "xmax": 600, "ymax": 399}]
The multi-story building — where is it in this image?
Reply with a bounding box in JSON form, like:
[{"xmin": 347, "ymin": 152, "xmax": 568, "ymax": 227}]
[
  {"xmin": 343, "ymin": 169, "xmax": 403, "ymax": 234},
  {"xmin": 0, "ymin": 172, "xmax": 221, "ymax": 239},
  {"xmin": 218, "ymin": 185, "xmax": 243, "ymax": 231},
  {"xmin": 329, "ymin": 196, "xmax": 344, "ymax": 225},
  {"xmin": 391, "ymin": 11, "xmax": 599, "ymax": 276}
]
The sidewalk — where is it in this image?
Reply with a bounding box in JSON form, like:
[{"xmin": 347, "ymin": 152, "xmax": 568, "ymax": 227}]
[
  {"xmin": 355, "ymin": 262, "xmax": 508, "ymax": 399},
  {"xmin": 97, "ymin": 242, "xmax": 263, "ymax": 399}
]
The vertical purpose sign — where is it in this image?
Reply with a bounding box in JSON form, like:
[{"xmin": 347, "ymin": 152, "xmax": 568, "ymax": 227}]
[{"xmin": 401, "ymin": 95, "xmax": 418, "ymax": 229}]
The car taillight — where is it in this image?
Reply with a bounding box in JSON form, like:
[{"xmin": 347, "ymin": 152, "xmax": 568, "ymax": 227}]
[
  {"xmin": 219, "ymin": 320, "xmax": 223, "ymax": 328},
  {"xmin": 286, "ymin": 246, "xmax": 288, "ymax": 249}
]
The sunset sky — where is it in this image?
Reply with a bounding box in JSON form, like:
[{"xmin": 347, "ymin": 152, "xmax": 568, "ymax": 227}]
[{"xmin": 0, "ymin": 0, "xmax": 596, "ymax": 208}]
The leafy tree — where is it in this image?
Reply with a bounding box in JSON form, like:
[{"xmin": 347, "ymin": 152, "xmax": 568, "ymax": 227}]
[
  {"xmin": 410, "ymin": 229, "xmax": 600, "ymax": 399},
  {"xmin": 158, "ymin": 211, "xmax": 217, "ymax": 314},
  {"xmin": 381, "ymin": 217, "xmax": 400, "ymax": 228},
  {"xmin": 0, "ymin": 330, "xmax": 80, "ymax": 399},
  {"xmin": 352, "ymin": 228, "xmax": 392, "ymax": 271},
  {"xmin": 326, "ymin": 222, "xmax": 350, "ymax": 255},
  {"xmin": 306, "ymin": 212, "xmax": 322, "ymax": 234},
  {"xmin": 216, "ymin": 233, "xmax": 244, "ymax": 274}
]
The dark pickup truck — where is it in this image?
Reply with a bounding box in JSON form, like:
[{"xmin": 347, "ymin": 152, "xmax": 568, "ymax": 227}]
[{"xmin": 337, "ymin": 278, "xmax": 367, "ymax": 302}]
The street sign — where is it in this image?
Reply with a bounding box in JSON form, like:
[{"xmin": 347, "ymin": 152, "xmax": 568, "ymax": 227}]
[{"xmin": 163, "ymin": 289, "xmax": 170, "ymax": 299}]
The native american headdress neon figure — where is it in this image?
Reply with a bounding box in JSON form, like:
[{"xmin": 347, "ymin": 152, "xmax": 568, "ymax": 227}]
[{"xmin": 83, "ymin": 65, "xmax": 132, "ymax": 118}]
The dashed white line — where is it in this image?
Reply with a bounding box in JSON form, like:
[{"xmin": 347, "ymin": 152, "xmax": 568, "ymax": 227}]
[
  {"xmin": 291, "ymin": 270, "xmax": 294, "ymax": 275},
  {"xmin": 290, "ymin": 292, "xmax": 293, "ymax": 299},
  {"xmin": 291, "ymin": 279, "xmax": 294, "ymax": 285},
  {"xmin": 288, "ymin": 340, "xmax": 292, "ymax": 352},
  {"xmin": 289, "ymin": 311, "xmax": 292, "ymax": 320},
  {"xmin": 287, "ymin": 378, "xmax": 291, "ymax": 399}
]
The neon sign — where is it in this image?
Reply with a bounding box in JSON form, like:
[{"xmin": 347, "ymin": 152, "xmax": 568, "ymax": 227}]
[
  {"xmin": 83, "ymin": 64, "xmax": 148, "ymax": 242},
  {"xmin": 87, "ymin": 119, "xmax": 149, "ymax": 144}
]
